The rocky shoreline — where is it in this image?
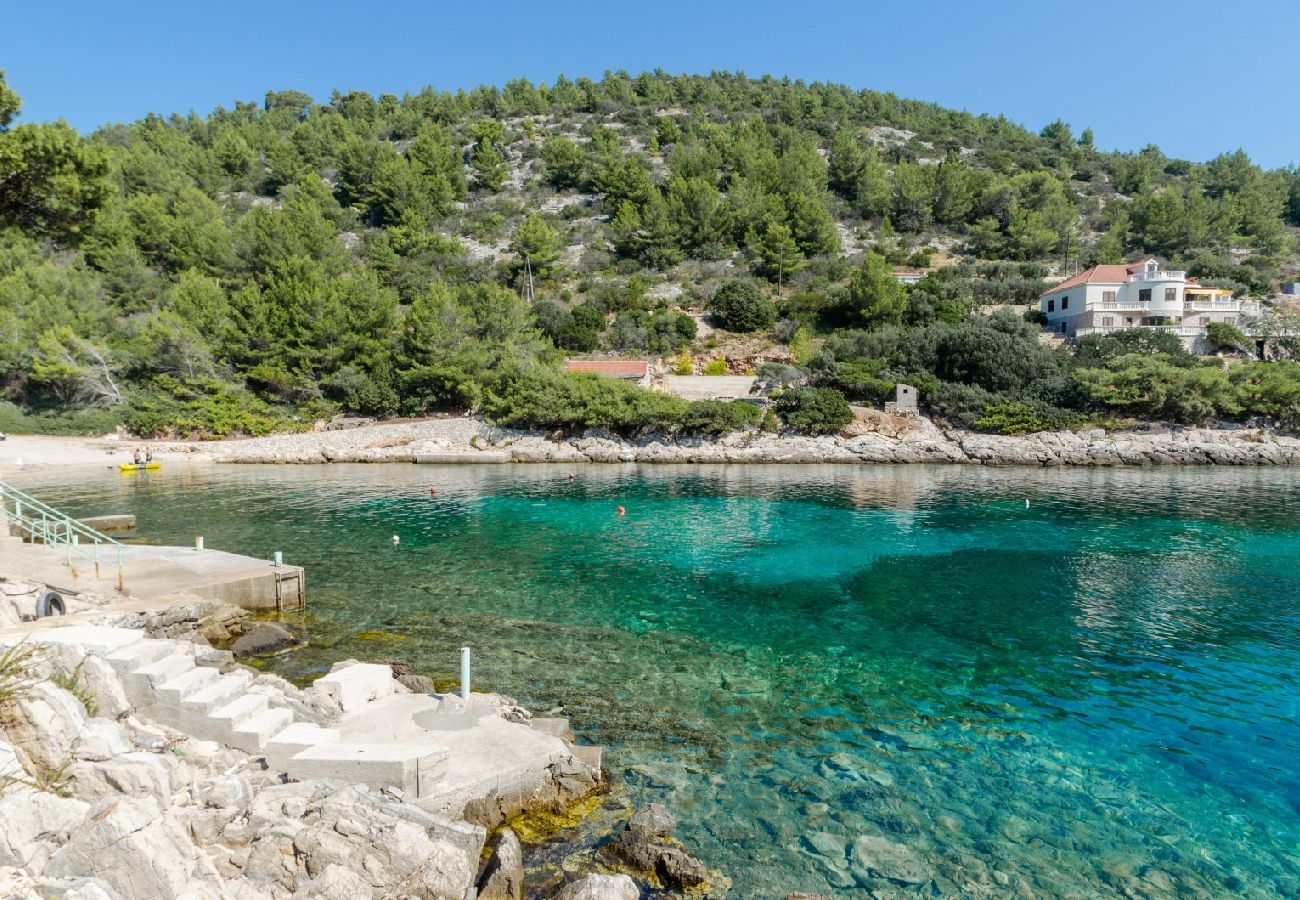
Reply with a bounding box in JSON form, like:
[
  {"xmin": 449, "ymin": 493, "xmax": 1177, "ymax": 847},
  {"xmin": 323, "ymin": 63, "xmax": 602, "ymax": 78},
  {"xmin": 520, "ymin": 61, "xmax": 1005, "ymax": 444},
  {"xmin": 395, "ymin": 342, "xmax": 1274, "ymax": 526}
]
[
  {"xmin": 197, "ymin": 414, "xmax": 1300, "ymax": 468},
  {"xmin": 0, "ymin": 583, "xmax": 730, "ymax": 899}
]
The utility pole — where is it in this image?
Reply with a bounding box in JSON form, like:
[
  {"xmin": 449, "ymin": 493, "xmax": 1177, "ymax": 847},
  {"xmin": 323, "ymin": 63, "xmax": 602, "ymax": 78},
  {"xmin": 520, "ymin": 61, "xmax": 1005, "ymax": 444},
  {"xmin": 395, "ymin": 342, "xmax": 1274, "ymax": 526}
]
[{"xmin": 523, "ymin": 254, "xmax": 535, "ymax": 303}]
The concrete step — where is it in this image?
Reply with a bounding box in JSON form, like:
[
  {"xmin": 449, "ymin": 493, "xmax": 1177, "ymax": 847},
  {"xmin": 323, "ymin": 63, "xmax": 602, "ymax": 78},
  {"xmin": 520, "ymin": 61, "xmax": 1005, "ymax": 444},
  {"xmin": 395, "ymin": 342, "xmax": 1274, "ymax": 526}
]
[
  {"xmin": 264, "ymin": 722, "xmax": 340, "ymax": 774},
  {"xmin": 230, "ymin": 707, "xmax": 294, "ymax": 755},
  {"xmin": 104, "ymin": 639, "xmax": 178, "ymax": 674},
  {"xmin": 181, "ymin": 672, "xmax": 253, "ymax": 714},
  {"xmin": 132, "ymin": 653, "xmax": 196, "ymax": 688},
  {"xmin": 210, "ymin": 693, "xmax": 269, "ymax": 729},
  {"xmin": 154, "ymin": 665, "xmax": 219, "ymax": 705},
  {"xmin": 288, "ymin": 742, "xmax": 450, "ymax": 798}
]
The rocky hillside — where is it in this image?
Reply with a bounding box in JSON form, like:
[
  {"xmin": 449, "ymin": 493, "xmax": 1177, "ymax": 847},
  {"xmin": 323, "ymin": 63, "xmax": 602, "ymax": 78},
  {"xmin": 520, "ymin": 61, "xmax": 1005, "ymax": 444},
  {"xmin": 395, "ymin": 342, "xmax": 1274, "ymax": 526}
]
[{"xmin": 2, "ymin": 69, "xmax": 1299, "ymax": 437}]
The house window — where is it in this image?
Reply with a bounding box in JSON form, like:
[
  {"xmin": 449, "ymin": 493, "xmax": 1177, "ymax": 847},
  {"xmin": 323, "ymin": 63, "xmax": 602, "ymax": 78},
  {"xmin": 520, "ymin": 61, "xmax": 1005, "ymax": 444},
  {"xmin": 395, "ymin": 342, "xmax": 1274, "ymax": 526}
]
[
  {"xmin": 1062, "ymin": 296, "xmax": 1069, "ymax": 309},
  {"xmin": 1103, "ymin": 291, "xmax": 1116, "ymax": 303},
  {"xmin": 1102, "ymin": 316, "xmax": 1114, "ymax": 326},
  {"xmin": 1139, "ymin": 289, "xmax": 1152, "ymax": 303},
  {"xmin": 1047, "ymin": 299, "xmax": 1055, "ymax": 312},
  {"xmin": 1165, "ymin": 287, "xmax": 1177, "ymax": 303}
]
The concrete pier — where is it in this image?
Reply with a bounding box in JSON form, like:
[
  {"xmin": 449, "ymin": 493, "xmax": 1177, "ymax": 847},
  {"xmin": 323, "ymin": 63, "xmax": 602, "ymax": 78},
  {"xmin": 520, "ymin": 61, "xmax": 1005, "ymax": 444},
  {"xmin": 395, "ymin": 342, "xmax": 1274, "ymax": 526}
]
[
  {"xmin": 76, "ymin": 514, "xmax": 136, "ymax": 532},
  {"xmin": 0, "ymin": 536, "xmax": 304, "ymax": 610}
]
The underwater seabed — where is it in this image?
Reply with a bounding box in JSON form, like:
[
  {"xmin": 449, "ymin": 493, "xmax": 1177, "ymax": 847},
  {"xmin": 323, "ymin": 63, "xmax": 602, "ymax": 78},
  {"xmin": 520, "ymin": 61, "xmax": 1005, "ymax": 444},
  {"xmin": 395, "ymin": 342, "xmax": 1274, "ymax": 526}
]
[{"xmin": 18, "ymin": 463, "xmax": 1300, "ymax": 897}]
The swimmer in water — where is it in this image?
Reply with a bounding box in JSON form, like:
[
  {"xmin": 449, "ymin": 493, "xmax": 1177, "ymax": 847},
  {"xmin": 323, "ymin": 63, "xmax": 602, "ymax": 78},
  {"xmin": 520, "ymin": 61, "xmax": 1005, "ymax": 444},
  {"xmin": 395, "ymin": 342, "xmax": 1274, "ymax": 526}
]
[
  {"xmin": 429, "ymin": 487, "xmax": 438, "ymax": 497},
  {"xmin": 617, "ymin": 505, "xmax": 626, "ymax": 516}
]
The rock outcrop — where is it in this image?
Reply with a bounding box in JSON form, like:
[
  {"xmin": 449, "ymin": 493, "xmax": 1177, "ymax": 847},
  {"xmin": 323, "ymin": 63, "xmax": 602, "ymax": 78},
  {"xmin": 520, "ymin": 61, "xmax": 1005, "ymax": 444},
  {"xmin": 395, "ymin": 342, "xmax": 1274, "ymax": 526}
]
[
  {"xmin": 197, "ymin": 415, "xmax": 1300, "ymax": 468},
  {"xmin": 0, "ymin": 625, "xmax": 617, "ymax": 899},
  {"xmin": 604, "ymin": 804, "xmax": 714, "ymax": 892}
]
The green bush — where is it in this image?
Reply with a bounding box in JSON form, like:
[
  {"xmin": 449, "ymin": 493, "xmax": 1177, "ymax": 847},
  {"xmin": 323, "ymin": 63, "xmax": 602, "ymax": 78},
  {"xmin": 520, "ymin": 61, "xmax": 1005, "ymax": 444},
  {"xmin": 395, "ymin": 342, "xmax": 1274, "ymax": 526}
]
[
  {"xmin": 484, "ymin": 372, "xmax": 688, "ymax": 432},
  {"xmin": 773, "ymin": 387, "xmax": 853, "ymax": 434},
  {"xmin": 679, "ymin": 400, "xmax": 764, "ymax": 435},
  {"xmin": 974, "ymin": 400, "xmax": 1080, "ymax": 434},
  {"xmin": 0, "ymin": 402, "xmax": 122, "ymax": 436},
  {"xmin": 1205, "ymin": 321, "xmax": 1249, "ymax": 351},
  {"xmin": 710, "ymin": 279, "xmax": 776, "ymax": 332},
  {"xmin": 925, "ymin": 382, "xmax": 997, "ymax": 429},
  {"xmin": 702, "ymin": 358, "xmax": 728, "ymax": 375}
]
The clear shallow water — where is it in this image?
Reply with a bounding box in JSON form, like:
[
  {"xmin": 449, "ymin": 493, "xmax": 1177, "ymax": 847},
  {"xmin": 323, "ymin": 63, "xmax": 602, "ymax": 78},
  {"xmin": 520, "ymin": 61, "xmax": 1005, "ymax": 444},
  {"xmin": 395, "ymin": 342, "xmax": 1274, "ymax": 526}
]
[{"xmin": 19, "ymin": 463, "xmax": 1300, "ymax": 897}]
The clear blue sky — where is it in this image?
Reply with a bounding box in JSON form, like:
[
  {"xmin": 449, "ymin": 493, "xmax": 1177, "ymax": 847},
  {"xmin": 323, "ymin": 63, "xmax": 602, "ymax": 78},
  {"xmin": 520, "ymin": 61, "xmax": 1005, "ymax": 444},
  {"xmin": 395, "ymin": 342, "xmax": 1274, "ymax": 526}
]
[{"xmin": 5, "ymin": 0, "xmax": 1298, "ymax": 168}]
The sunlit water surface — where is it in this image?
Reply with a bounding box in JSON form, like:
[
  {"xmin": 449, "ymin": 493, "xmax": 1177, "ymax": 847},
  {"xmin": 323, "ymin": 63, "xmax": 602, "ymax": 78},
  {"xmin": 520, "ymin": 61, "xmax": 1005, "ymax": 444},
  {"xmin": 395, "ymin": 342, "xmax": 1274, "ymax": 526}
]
[{"xmin": 19, "ymin": 463, "xmax": 1300, "ymax": 897}]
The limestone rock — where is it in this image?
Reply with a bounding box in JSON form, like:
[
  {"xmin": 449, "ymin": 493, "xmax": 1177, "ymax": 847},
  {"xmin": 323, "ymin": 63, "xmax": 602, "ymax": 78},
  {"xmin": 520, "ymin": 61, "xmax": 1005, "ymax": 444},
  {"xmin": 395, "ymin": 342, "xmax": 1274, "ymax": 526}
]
[
  {"xmin": 0, "ymin": 787, "xmax": 91, "ymax": 871},
  {"xmin": 45, "ymin": 797, "xmax": 225, "ymax": 899},
  {"xmin": 1, "ymin": 680, "xmax": 87, "ymax": 776},
  {"xmin": 553, "ymin": 873, "xmax": 640, "ymax": 900},
  {"xmin": 606, "ymin": 805, "xmax": 710, "ymax": 891},
  {"xmin": 229, "ymin": 622, "xmax": 299, "ymax": 657},
  {"xmin": 849, "ymin": 834, "xmax": 932, "ymax": 886},
  {"xmin": 476, "ymin": 827, "xmax": 524, "ymax": 899},
  {"xmin": 292, "ymin": 863, "xmax": 375, "ymax": 899}
]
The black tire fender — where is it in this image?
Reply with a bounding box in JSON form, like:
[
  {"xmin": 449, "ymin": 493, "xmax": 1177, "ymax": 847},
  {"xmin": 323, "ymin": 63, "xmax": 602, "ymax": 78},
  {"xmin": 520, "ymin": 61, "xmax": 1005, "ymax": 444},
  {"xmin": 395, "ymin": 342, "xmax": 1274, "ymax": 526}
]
[{"xmin": 36, "ymin": 590, "xmax": 65, "ymax": 618}]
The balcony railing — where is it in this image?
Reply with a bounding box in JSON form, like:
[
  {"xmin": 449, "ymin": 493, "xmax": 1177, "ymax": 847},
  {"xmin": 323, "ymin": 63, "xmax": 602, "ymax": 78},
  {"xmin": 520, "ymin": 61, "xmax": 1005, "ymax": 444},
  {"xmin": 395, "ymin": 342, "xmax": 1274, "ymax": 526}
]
[
  {"xmin": 1073, "ymin": 324, "xmax": 1205, "ymax": 338},
  {"xmin": 1128, "ymin": 270, "xmax": 1186, "ymax": 282},
  {"xmin": 1186, "ymin": 299, "xmax": 1242, "ymax": 311}
]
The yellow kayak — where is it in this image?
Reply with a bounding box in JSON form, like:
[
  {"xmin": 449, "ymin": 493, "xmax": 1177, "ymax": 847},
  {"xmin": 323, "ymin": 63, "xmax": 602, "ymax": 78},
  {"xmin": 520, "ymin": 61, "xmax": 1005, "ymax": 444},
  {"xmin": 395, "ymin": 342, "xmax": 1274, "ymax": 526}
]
[{"xmin": 118, "ymin": 462, "xmax": 161, "ymax": 472}]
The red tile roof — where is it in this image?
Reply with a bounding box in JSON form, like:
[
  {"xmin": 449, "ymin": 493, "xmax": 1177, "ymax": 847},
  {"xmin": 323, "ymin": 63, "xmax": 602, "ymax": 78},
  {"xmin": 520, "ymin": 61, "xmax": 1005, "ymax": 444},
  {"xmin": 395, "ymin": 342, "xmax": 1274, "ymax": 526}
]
[
  {"xmin": 1045, "ymin": 260, "xmax": 1159, "ymax": 295},
  {"xmin": 565, "ymin": 359, "xmax": 650, "ymax": 378}
]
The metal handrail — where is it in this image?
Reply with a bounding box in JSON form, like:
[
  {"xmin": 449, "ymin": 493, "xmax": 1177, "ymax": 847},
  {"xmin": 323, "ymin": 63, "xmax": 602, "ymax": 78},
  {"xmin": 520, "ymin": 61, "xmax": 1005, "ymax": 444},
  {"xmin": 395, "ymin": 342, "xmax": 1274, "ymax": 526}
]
[{"xmin": 0, "ymin": 479, "xmax": 124, "ymax": 589}]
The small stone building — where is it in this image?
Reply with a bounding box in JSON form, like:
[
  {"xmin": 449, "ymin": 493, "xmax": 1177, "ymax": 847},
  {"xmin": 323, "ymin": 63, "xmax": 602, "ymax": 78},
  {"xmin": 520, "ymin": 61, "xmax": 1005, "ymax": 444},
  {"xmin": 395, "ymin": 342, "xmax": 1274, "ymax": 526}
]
[{"xmin": 884, "ymin": 383, "xmax": 918, "ymax": 414}]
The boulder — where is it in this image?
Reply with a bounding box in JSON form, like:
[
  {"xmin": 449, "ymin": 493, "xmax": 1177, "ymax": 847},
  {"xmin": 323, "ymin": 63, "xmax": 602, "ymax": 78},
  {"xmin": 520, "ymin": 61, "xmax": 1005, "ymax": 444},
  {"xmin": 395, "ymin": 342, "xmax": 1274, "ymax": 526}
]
[
  {"xmin": 476, "ymin": 827, "xmax": 524, "ymax": 899},
  {"xmin": 0, "ymin": 786, "xmax": 91, "ymax": 871},
  {"xmin": 229, "ymin": 622, "xmax": 299, "ymax": 657},
  {"xmin": 292, "ymin": 863, "xmax": 374, "ymax": 899},
  {"xmin": 44, "ymin": 797, "xmax": 225, "ymax": 899},
  {"xmin": 0, "ymin": 680, "xmax": 87, "ymax": 776},
  {"xmin": 398, "ymin": 672, "xmax": 436, "ymax": 694},
  {"xmin": 605, "ymin": 805, "xmax": 709, "ymax": 891},
  {"xmin": 237, "ymin": 782, "xmax": 483, "ymax": 898},
  {"xmin": 849, "ymin": 834, "xmax": 932, "ymax": 887},
  {"xmin": 553, "ymin": 873, "xmax": 640, "ymax": 900}
]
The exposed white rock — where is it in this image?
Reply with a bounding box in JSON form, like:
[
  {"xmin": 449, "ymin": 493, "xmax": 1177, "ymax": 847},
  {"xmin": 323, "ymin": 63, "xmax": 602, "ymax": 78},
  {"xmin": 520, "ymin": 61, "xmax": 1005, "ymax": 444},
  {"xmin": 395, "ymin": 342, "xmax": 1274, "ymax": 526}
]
[{"xmin": 553, "ymin": 873, "xmax": 640, "ymax": 900}]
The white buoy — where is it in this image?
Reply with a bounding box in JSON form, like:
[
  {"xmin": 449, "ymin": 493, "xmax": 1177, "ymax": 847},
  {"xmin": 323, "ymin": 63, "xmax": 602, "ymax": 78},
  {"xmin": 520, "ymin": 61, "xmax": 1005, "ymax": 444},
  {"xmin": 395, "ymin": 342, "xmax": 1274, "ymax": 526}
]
[
  {"xmin": 391, "ymin": 535, "xmax": 400, "ymax": 546},
  {"xmin": 1025, "ymin": 499, "xmax": 1030, "ymax": 508}
]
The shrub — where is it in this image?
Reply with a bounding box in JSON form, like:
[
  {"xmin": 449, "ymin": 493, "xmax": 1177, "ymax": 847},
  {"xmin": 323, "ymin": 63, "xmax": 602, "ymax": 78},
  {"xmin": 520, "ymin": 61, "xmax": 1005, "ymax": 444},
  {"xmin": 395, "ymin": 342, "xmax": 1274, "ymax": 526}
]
[
  {"xmin": 670, "ymin": 351, "xmax": 693, "ymax": 375},
  {"xmin": 483, "ymin": 372, "xmax": 688, "ymax": 432},
  {"xmin": 1075, "ymin": 328, "xmax": 1196, "ymax": 367},
  {"xmin": 1205, "ymin": 321, "xmax": 1249, "ymax": 351},
  {"xmin": 710, "ymin": 279, "xmax": 776, "ymax": 332},
  {"xmin": 774, "ymin": 387, "xmax": 853, "ymax": 434},
  {"xmin": 679, "ymin": 400, "xmax": 763, "ymax": 435},
  {"xmin": 974, "ymin": 400, "xmax": 1080, "ymax": 434},
  {"xmin": 925, "ymin": 382, "xmax": 997, "ymax": 429},
  {"xmin": 702, "ymin": 358, "xmax": 728, "ymax": 376},
  {"xmin": 0, "ymin": 402, "xmax": 121, "ymax": 436}
]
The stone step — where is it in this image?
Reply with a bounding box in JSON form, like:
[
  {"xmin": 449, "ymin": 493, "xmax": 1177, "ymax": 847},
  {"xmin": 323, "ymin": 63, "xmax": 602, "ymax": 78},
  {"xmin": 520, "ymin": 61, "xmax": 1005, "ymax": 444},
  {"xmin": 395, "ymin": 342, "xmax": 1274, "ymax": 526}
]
[
  {"xmin": 230, "ymin": 707, "xmax": 294, "ymax": 755},
  {"xmin": 209, "ymin": 693, "xmax": 269, "ymax": 729},
  {"xmin": 154, "ymin": 665, "xmax": 220, "ymax": 705},
  {"xmin": 288, "ymin": 742, "xmax": 450, "ymax": 798},
  {"xmin": 181, "ymin": 672, "xmax": 253, "ymax": 714},
  {"xmin": 264, "ymin": 722, "xmax": 340, "ymax": 774},
  {"xmin": 132, "ymin": 653, "xmax": 196, "ymax": 688},
  {"xmin": 104, "ymin": 639, "xmax": 178, "ymax": 674}
]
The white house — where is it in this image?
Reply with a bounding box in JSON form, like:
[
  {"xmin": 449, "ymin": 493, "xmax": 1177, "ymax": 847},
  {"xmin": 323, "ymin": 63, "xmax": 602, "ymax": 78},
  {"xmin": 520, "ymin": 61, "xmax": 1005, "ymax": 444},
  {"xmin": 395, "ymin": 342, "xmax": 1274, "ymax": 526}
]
[
  {"xmin": 1040, "ymin": 259, "xmax": 1254, "ymax": 349},
  {"xmin": 891, "ymin": 268, "xmax": 926, "ymax": 285}
]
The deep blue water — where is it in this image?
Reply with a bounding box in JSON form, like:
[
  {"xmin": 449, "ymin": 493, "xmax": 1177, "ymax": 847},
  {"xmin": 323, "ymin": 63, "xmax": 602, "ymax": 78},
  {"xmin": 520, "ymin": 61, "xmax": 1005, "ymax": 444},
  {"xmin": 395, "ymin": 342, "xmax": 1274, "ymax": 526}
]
[{"xmin": 20, "ymin": 463, "xmax": 1300, "ymax": 897}]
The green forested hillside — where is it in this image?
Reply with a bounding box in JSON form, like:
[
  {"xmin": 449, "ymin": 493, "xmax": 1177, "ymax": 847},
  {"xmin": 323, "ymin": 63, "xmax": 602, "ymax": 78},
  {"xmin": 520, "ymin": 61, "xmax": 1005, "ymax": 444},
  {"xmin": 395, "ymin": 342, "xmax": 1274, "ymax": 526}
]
[{"xmin": 2, "ymin": 69, "xmax": 1299, "ymax": 437}]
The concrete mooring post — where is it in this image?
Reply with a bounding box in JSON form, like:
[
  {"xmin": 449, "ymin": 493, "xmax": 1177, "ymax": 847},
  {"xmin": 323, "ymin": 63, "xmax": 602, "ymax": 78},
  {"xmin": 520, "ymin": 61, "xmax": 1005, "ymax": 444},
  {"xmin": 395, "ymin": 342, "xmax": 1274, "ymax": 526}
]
[
  {"xmin": 195, "ymin": 536, "xmax": 204, "ymax": 551},
  {"xmin": 460, "ymin": 646, "xmax": 471, "ymax": 699},
  {"xmin": 272, "ymin": 551, "xmax": 282, "ymax": 567}
]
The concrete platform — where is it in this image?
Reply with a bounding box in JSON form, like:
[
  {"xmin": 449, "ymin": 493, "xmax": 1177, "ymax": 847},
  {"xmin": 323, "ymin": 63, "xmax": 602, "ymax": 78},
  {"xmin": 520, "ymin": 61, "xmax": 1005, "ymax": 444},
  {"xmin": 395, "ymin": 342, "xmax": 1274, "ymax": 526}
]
[
  {"xmin": 0, "ymin": 538, "xmax": 304, "ymax": 610},
  {"xmin": 1, "ymin": 625, "xmax": 600, "ymax": 818}
]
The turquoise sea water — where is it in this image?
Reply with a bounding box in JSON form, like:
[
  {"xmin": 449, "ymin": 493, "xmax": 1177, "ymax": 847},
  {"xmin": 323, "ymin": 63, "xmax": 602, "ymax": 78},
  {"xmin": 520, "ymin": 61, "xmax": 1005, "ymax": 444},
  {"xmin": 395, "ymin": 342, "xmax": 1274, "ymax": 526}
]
[{"xmin": 19, "ymin": 464, "xmax": 1300, "ymax": 897}]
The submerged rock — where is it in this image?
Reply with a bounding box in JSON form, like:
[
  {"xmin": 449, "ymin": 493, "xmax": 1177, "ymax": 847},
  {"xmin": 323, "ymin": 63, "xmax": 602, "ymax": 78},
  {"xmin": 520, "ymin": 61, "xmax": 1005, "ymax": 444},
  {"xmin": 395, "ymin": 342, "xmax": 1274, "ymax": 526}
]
[
  {"xmin": 849, "ymin": 834, "xmax": 932, "ymax": 887},
  {"xmin": 229, "ymin": 621, "xmax": 299, "ymax": 656}
]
